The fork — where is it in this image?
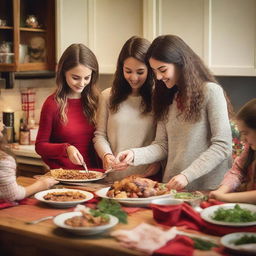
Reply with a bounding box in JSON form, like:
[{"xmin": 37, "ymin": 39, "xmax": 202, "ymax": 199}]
[
  {"xmin": 26, "ymin": 215, "xmax": 54, "ymax": 225},
  {"xmin": 82, "ymin": 161, "xmax": 90, "ymax": 177}
]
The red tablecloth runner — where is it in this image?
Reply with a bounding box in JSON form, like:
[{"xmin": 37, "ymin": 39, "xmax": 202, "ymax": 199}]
[{"xmin": 151, "ymin": 202, "xmax": 256, "ymax": 236}]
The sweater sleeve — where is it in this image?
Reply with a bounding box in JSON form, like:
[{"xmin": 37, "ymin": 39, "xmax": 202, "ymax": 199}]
[
  {"xmin": 93, "ymin": 89, "xmax": 113, "ymax": 159},
  {"xmin": 35, "ymin": 95, "xmax": 69, "ymax": 158},
  {"xmin": 0, "ymin": 155, "xmax": 26, "ymax": 201},
  {"xmin": 181, "ymin": 83, "xmax": 232, "ymax": 182},
  {"xmin": 220, "ymin": 145, "xmax": 249, "ymax": 191},
  {"xmin": 132, "ymin": 120, "xmax": 168, "ymax": 166}
]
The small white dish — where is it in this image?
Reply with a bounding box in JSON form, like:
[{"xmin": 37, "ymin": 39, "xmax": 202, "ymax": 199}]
[
  {"xmin": 201, "ymin": 203, "xmax": 256, "ymax": 227},
  {"xmin": 95, "ymin": 187, "xmax": 173, "ymax": 207},
  {"xmin": 151, "ymin": 198, "xmax": 183, "ymax": 206},
  {"xmin": 221, "ymin": 232, "xmax": 256, "ymax": 254},
  {"xmin": 53, "ymin": 211, "xmax": 118, "ymax": 235},
  {"xmin": 34, "ymin": 188, "xmax": 94, "ymax": 208}
]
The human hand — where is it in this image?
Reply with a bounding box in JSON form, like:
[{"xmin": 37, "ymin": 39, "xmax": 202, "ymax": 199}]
[
  {"xmin": 66, "ymin": 145, "xmax": 84, "ymax": 165},
  {"xmin": 113, "ymin": 150, "xmax": 134, "ymax": 171},
  {"xmin": 208, "ymin": 190, "xmax": 227, "ymax": 201},
  {"xmin": 167, "ymin": 174, "xmax": 188, "ymax": 191},
  {"xmin": 36, "ymin": 176, "xmax": 59, "ymax": 190},
  {"xmin": 103, "ymin": 154, "xmax": 115, "ymax": 170}
]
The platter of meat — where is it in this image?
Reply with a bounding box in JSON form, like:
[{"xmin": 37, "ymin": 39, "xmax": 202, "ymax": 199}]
[
  {"xmin": 34, "ymin": 188, "xmax": 94, "ymax": 208},
  {"xmin": 95, "ymin": 176, "xmax": 172, "ymax": 206},
  {"xmin": 53, "ymin": 209, "xmax": 118, "ymax": 235},
  {"xmin": 50, "ymin": 169, "xmax": 105, "ymax": 183}
]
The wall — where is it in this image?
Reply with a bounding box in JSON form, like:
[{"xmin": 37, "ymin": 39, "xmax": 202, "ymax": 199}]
[{"xmin": 217, "ymin": 76, "xmax": 256, "ymax": 111}]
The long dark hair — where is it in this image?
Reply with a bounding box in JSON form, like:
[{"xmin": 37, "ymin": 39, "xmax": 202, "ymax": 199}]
[
  {"xmin": 109, "ymin": 36, "xmax": 154, "ymax": 114},
  {"xmin": 55, "ymin": 43, "xmax": 99, "ymax": 124},
  {"xmin": 146, "ymin": 34, "xmax": 233, "ymax": 122},
  {"xmin": 236, "ymin": 98, "xmax": 256, "ymax": 174}
]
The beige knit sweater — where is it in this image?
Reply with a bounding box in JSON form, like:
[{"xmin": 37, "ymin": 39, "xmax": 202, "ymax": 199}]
[
  {"xmin": 131, "ymin": 83, "xmax": 232, "ymax": 191},
  {"xmin": 93, "ymin": 88, "xmax": 156, "ymax": 181}
]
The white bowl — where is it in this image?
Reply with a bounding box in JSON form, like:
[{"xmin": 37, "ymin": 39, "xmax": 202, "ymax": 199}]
[
  {"xmin": 151, "ymin": 198, "xmax": 183, "ymax": 206},
  {"xmin": 54, "ymin": 211, "xmax": 118, "ymax": 235},
  {"xmin": 34, "ymin": 188, "xmax": 94, "ymax": 208}
]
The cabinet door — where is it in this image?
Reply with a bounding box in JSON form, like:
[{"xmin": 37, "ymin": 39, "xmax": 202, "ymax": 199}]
[
  {"xmin": 88, "ymin": 0, "xmax": 143, "ymax": 74},
  {"xmin": 156, "ymin": 0, "xmax": 205, "ymax": 59},
  {"xmin": 209, "ymin": 0, "xmax": 256, "ymax": 76},
  {"xmin": 0, "ymin": 0, "xmax": 55, "ymax": 72}
]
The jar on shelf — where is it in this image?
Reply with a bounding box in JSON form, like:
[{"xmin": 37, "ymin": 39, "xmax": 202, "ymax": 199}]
[{"xmin": 25, "ymin": 15, "xmax": 39, "ymax": 28}]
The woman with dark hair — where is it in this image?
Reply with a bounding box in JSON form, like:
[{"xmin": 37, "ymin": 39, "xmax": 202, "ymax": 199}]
[
  {"xmin": 36, "ymin": 43, "xmax": 99, "ymax": 169},
  {"xmin": 209, "ymin": 98, "xmax": 256, "ymax": 203},
  {"xmin": 116, "ymin": 35, "xmax": 233, "ymax": 191},
  {"xmin": 94, "ymin": 36, "xmax": 160, "ymax": 181}
]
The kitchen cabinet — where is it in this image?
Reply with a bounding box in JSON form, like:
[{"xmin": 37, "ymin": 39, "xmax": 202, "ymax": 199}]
[
  {"xmin": 146, "ymin": 0, "xmax": 256, "ymax": 76},
  {"xmin": 0, "ymin": 0, "xmax": 56, "ymax": 72},
  {"xmin": 57, "ymin": 0, "xmax": 256, "ymax": 76},
  {"xmin": 57, "ymin": 0, "xmax": 143, "ymax": 74}
]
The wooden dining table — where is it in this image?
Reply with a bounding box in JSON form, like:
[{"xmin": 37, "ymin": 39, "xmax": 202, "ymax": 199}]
[{"xmin": 0, "ymin": 176, "xmax": 222, "ymax": 256}]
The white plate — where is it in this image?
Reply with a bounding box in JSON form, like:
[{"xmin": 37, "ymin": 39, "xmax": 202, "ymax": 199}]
[
  {"xmin": 201, "ymin": 203, "xmax": 256, "ymax": 227},
  {"xmin": 95, "ymin": 187, "xmax": 173, "ymax": 207},
  {"xmin": 221, "ymin": 232, "xmax": 256, "ymax": 254},
  {"xmin": 55, "ymin": 170, "xmax": 106, "ymax": 183},
  {"xmin": 53, "ymin": 211, "xmax": 118, "ymax": 235},
  {"xmin": 34, "ymin": 188, "xmax": 94, "ymax": 208}
]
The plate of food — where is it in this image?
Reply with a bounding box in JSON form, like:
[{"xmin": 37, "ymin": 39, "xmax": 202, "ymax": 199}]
[
  {"xmin": 221, "ymin": 232, "xmax": 256, "ymax": 254},
  {"xmin": 201, "ymin": 203, "xmax": 256, "ymax": 227},
  {"xmin": 50, "ymin": 169, "xmax": 105, "ymax": 183},
  {"xmin": 53, "ymin": 209, "xmax": 118, "ymax": 235},
  {"xmin": 34, "ymin": 188, "xmax": 94, "ymax": 208},
  {"xmin": 95, "ymin": 176, "xmax": 172, "ymax": 207}
]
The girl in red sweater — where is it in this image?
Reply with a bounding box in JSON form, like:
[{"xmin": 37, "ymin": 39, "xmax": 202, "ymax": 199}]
[{"xmin": 36, "ymin": 44, "xmax": 99, "ymax": 170}]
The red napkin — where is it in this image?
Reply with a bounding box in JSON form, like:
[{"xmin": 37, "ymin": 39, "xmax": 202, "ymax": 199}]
[
  {"xmin": 151, "ymin": 203, "xmax": 256, "ymax": 236},
  {"xmin": 153, "ymin": 235, "xmax": 194, "ymax": 256},
  {"xmin": 0, "ymin": 197, "xmax": 38, "ymax": 210}
]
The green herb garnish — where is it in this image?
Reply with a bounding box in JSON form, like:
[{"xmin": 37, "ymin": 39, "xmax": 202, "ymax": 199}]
[
  {"xmin": 191, "ymin": 238, "xmax": 218, "ymax": 250},
  {"xmin": 212, "ymin": 204, "xmax": 256, "ymax": 223},
  {"xmin": 233, "ymin": 235, "xmax": 256, "ymax": 245},
  {"xmin": 90, "ymin": 198, "xmax": 127, "ymax": 224}
]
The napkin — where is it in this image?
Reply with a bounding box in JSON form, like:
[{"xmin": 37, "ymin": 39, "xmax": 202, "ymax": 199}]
[
  {"xmin": 111, "ymin": 223, "xmax": 185, "ymax": 255},
  {"xmin": 151, "ymin": 203, "xmax": 256, "ymax": 236},
  {"xmin": 153, "ymin": 235, "xmax": 194, "ymax": 256},
  {"xmin": 0, "ymin": 198, "xmax": 38, "ymax": 209}
]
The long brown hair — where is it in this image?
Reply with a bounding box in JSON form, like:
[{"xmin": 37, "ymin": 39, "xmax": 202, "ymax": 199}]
[
  {"xmin": 110, "ymin": 36, "xmax": 154, "ymax": 114},
  {"xmin": 236, "ymin": 98, "xmax": 256, "ymax": 174},
  {"xmin": 146, "ymin": 35, "xmax": 233, "ymax": 122},
  {"xmin": 55, "ymin": 43, "xmax": 99, "ymax": 124}
]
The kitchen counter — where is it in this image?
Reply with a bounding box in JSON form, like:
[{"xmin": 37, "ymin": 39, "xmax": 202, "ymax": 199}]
[{"xmin": 11, "ymin": 144, "xmax": 45, "ymax": 167}]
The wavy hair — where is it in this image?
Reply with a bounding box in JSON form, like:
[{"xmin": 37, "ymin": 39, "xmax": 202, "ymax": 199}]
[
  {"xmin": 146, "ymin": 35, "xmax": 233, "ymax": 122},
  {"xmin": 55, "ymin": 43, "xmax": 99, "ymax": 124},
  {"xmin": 236, "ymin": 98, "xmax": 256, "ymax": 175},
  {"xmin": 109, "ymin": 36, "xmax": 154, "ymax": 114}
]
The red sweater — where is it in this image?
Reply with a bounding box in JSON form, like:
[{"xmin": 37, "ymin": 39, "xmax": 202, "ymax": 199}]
[{"xmin": 36, "ymin": 94, "xmax": 98, "ymax": 169}]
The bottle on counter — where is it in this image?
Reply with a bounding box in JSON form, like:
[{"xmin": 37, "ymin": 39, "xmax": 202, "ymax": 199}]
[
  {"xmin": 19, "ymin": 118, "xmax": 30, "ymax": 145},
  {"xmin": 27, "ymin": 118, "xmax": 39, "ymax": 145}
]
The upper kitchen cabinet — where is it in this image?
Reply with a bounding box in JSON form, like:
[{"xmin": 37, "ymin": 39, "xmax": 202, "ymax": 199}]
[
  {"xmin": 0, "ymin": 0, "xmax": 56, "ymax": 72},
  {"xmin": 149, "ymin": 0, "xmax": 256, "ymax": 76},
  {"xmin": 57, "ymin": 0, "xmax": 143, "ymax": 74}
]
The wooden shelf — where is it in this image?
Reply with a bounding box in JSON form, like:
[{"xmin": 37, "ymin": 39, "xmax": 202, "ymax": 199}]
[
  {"xmin": 20, "ymin": 27, "xmax": 46, "ymax": 33},
  {"xmin": 0, "ymin": 26, "xmax": 13, "ymax": 30}
]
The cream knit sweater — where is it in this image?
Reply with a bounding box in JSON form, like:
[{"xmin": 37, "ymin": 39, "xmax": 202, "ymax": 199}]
[
  {"xmin": 131, "ymin": 83, "xmax": 232, "ymax": 191},
  {"xmin": 93, "ymin": 88, "xmax": 156, "ymax": 181}
]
